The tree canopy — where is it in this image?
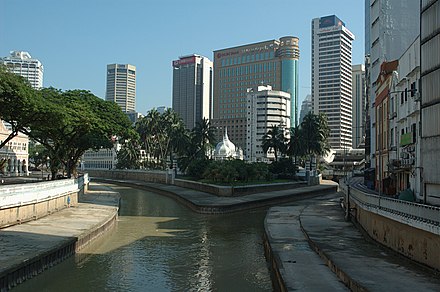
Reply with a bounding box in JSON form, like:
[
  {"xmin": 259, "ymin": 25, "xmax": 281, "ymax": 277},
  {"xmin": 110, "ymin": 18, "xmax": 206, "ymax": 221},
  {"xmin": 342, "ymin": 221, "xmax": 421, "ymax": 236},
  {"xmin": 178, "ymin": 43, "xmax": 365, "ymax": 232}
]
[{"xmin": 1, "ymin": 65, "xmax": 133, "ymax": 178}]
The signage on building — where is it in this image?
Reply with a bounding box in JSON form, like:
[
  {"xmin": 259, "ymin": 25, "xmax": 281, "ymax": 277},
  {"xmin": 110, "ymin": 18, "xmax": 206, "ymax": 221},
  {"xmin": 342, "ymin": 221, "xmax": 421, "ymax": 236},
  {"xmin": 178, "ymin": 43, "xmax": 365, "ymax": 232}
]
[
  {"xmin": 216, "ymin": 51, "xmax": 239, "ymax": 59},
  {"xmin": 400, "ymin": 132, "xmax": 413, "ymax": 146},
  {"xmin": 172, "ymin": 56, "xmax": 196, "ymax": 67}
]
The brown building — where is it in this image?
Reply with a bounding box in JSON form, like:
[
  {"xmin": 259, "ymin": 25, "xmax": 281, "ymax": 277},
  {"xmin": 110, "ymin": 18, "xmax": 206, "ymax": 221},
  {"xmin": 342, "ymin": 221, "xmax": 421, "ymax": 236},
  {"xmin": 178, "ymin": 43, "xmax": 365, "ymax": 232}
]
[
  {"xmin": 374, "ymin": 60, "xmax": 398, "ymax": 194},
  {"xmin": 212, "ymin": 37, "xmax": 299, "ymax": 149}
]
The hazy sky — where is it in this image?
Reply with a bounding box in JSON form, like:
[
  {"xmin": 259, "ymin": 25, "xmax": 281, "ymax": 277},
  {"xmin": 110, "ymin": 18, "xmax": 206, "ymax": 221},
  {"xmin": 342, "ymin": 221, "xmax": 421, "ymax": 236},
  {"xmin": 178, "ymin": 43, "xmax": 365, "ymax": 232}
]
[{"xmin": 0, "ymin": 0, "xmax": 364, "ymax": 114}]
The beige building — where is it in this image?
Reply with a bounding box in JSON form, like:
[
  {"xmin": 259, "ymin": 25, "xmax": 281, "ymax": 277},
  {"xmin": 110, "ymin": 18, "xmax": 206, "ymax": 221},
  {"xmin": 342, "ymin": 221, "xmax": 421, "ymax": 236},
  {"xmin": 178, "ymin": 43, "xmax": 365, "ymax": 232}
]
[
  {"xmin": 212, "ymin": 37, "xmax": 299, "ymax": 149},
  {"xmin": 106, "ymin": 64, "xmax": 136, "ymax": 112},
  {"xmin": 0, "ymin": 121, "xmax": 29, "ymax": 176}
]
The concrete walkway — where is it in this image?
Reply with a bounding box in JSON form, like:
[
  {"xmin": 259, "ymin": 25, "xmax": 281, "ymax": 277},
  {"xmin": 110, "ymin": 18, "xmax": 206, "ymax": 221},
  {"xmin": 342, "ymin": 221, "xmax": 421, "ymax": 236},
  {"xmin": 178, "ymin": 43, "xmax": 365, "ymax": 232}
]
[
  {"xmin": 0, "ymin": 183, "xmax": 119, "ymax": 290},
  {"xmin": 94, "ymin": 178, "xmax": 338, "ymax": 213},
  {"xmin": 265, "ymin": 193, "xmax": 440, "ymax": 291}
]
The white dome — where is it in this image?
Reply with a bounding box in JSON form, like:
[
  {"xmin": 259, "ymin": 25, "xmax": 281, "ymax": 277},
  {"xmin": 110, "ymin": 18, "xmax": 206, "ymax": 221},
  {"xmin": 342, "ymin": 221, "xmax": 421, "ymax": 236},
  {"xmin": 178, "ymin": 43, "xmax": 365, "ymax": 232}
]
[{"xmin": 214, "ymin": 127, "xmax": 237, "ymax": 158}]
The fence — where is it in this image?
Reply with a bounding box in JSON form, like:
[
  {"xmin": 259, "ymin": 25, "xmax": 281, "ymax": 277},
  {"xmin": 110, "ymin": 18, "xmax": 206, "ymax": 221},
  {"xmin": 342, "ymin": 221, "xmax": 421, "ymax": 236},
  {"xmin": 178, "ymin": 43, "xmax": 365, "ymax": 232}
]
[{"xmin": 340, "ymin": 180, "xmax": 440, "ymax": 235}]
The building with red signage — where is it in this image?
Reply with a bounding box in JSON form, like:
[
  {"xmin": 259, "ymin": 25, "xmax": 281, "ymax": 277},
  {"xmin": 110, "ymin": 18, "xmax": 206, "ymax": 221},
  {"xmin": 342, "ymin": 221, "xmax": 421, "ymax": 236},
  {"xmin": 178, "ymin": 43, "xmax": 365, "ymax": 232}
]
[
  {"xmin": 212, "ymin": 37, "xmax": 299, "ymax": 152},
  {"xmin": 172, "ymin": 54, "xmax": 212, "ymax": 130}
]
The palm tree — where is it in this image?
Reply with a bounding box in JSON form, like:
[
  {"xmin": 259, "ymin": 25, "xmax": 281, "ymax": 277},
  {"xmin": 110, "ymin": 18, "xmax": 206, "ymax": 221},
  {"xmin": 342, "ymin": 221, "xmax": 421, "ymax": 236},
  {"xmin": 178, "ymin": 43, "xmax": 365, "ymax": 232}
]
[
  {"xmin": 286, "ymin": 125, "xmax": 305, "ymax": 168},
  {"xmin": 301, "ymin": 112, "xmax": 330, "ymax": 170},
  {"xmin": 116, "ymin": 137, "xmax": 141, "ymax": 169},
  {"xmin": 192, "ymin": 118, "xmax": 216, "ymax": 159},
  {"xmin": 136, "ymin": 109, "xmax": 160, "ymax": 164},
  {"xmin": 261, "ymin": 125, "xmax": 287, "ymax": 162}
]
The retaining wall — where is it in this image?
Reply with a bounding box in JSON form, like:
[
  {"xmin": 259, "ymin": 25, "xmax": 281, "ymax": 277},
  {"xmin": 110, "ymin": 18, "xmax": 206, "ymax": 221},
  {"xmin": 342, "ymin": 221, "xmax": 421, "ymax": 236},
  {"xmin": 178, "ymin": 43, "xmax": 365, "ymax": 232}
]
[
  {"xmin": 0, "ymin": 177, "xmax": 89, "ymax": 229},
  {"xmin": 86, "ymin": 169, "xmax": 167, "ymax": 183},
  {"xmin": 341, "ymin": 182, "xmax": 440, "ymax": 271}
]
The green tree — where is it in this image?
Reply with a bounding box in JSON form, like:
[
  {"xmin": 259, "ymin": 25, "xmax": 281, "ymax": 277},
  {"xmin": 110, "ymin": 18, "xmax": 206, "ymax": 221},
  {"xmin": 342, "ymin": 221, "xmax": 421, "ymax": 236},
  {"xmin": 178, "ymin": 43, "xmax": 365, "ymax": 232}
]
[
  {"xmin": 116, "ymin": 134, "xmax": 141, "ymax": 169},
  {"xmin": 26, "ymin": 88, "xmax": 132, "ymax": 178},
  {"xmin": 0, "ymin": 65, "xmax": 44, "ymax": 150},
  {"xmin": 301, "ymin": 112, "xmax": 330, "ymax": 170},
  {"xmin": 192, "ymin": 117, "xmax": 216, "ymax": 158},
  {"xmin": 261, "ymin": 125, "xmax": 287, "ymax": 162},
  {"xmin": 136, "ymin": 108, "xmax": 187, "ymax": 169},
  {"xmin": 286, "ymin": 125, "xmax": 305, "ymax": 169}
]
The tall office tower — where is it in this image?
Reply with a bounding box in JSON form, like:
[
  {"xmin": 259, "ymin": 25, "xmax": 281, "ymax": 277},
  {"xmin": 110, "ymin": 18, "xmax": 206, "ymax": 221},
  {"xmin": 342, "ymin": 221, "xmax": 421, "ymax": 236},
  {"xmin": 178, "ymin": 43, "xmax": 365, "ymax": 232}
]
[
  {"xmin": 311, "ymin": 15, "xmax": 355, "ymax": 150},
  {"xmin": 213, "ymin": 36, "xmax": 299, "ymax": 149},
  {"xmin": 352, "ymin": 64, "xmax": 366, "ymax": 148},
  {"xmin": 246, "ymin": 85, "xmax": 290, "ymax": 162},
  {"xmin": 2, "ymin": 51, "xmax": 43, "ymax": 89},
  {"xmin": 299, "ymin": 94, "xmax": 312, "ymax": 124},
  {"xmin": 106, "ymin": 64, "xmax": 136, "ymax": 113},
  {"xmin": 420, "ymin": 0, "xmax": 440, "ymax": 205},
  {"xmin": 172, "ymin": 55, "xmax": 213, "ymax": 130},
  {"xmin": 365, "ymin": 0, "xmax": 419, "ymax": 168}
]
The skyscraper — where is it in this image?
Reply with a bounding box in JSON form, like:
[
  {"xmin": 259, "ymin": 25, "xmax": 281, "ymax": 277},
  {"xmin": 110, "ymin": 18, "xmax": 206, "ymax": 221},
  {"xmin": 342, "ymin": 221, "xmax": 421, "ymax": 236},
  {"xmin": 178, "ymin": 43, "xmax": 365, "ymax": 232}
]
[
  {"xmin": 105, "ymin": 64, "xmax": 136, "ymax": 112},
  {"xmin": 172, "ymin": 54, "xmax": 212, "ymax": 129},
  {"xmin": 213, "ymin": 36, "xmax": 299, "ymax": 149},
  {"xmin": 352, "ymin": 64, "xmax": 366, "ymax": 148},
  {"xmin": 2, "ymin": 51, "xmax": 43, "ymax": 89},
  {"xmin": 311, "ymin": 15, "xmax": 355, "ymax": 149}
]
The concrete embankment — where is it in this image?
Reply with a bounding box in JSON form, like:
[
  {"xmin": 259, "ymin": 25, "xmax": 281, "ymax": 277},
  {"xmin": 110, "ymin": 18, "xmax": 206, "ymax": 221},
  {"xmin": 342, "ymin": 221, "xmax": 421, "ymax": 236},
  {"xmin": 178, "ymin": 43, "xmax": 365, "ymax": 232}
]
[
  {"xmin": 93, "ymin": 178, "xmax": 338, "ymax": 214},
  {"xmin": 0, "ymin": 183, "xmax": 119, "ymax": 291},
  {"xmin": 264, "ymin": 193, "xmax": 440, "ymax": 291}
]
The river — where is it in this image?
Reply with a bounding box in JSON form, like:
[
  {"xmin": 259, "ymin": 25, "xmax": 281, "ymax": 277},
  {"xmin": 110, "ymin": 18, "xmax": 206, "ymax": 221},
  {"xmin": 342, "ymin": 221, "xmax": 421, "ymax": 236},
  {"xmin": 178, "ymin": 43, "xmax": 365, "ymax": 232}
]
[{"xmin": 15, "ymin": 183, "xmax": 273, "ymax": 291}]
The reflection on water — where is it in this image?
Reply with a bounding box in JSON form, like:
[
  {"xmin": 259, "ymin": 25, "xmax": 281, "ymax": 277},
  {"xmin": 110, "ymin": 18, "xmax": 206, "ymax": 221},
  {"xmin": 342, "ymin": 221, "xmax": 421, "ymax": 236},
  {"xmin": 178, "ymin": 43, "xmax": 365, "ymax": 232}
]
[{"xmin": 15, "ymin": 184, "xmax": 272, "ymax": 292}]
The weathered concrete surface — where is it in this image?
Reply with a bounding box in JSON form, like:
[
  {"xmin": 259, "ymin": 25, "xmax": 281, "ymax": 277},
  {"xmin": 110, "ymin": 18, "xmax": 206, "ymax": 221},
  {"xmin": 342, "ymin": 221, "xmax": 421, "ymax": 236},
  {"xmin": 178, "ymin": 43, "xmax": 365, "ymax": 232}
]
[
  {"xmin": 93, "ymin": 178, "xmax": 338, "ymax": 214},
  {"xmin": 294, "ymin": 194, "xmax": 440, "ymax": 291},
  {"xmin": 264, "ymin": 205, "xmax": 348, "ymax": 291},
  {"xmin": 0, "ymin": 183, "xmax": 119, "ymax": 290}
]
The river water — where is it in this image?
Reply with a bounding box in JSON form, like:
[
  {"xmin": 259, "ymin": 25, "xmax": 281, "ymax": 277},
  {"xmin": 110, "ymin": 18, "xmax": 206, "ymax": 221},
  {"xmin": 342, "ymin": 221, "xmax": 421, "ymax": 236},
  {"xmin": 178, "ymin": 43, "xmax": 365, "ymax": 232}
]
[{"xmin": 15, "ymin": 184, "xmax": 273, "ymax": 291}]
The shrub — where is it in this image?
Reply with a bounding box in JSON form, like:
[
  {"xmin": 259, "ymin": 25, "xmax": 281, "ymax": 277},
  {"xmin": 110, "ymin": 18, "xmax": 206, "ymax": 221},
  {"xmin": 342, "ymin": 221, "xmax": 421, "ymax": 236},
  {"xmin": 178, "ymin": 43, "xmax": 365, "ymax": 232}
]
[{"xmin": 187, "ymin": 159, "xmax": 211, "ymax": 179}]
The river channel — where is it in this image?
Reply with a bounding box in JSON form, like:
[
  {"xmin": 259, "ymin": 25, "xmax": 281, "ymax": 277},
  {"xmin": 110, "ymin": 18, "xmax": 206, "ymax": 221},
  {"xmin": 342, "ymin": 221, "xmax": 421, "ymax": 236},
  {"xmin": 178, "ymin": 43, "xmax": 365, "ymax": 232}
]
[{"xmin": 15, "ymin": 183, "xmax": 273, "ymax": 291}]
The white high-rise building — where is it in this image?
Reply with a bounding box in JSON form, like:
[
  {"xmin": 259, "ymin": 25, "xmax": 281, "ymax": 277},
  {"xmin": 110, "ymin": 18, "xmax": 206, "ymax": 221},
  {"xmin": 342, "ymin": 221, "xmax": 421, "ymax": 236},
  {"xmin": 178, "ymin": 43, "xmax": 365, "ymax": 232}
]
[
  {"xmin": 106, "ymin": 64, "xmax": 136, "ymax": 113},
  {"xmin": 352, "ymin": 64, "xmax": 366, "ymax": 148},
  {"xmin": 246, "ymin": 85, "xmax": 290, "ymax": 162},
  {"xmin": 311, "ymin": 15, "xmax": 355, "ymax": 150},
  {"xmin": 172, "ymin": 54, "xmax": 212, "ymax": 130},
  {"xmin": 365, "ymin": 0, "xmax": 419, "ymax": 169},
  {"xmin": 2, "ymin": 51, "xmax": 43, "ymax": 89}
]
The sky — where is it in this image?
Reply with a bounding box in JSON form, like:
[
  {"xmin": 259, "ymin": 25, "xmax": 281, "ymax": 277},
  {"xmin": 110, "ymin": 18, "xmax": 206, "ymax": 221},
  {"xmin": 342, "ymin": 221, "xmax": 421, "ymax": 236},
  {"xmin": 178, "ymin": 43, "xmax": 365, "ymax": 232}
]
[{"xmin": 0, "ymin": 0, "xmax": 365, "ymax": 115}]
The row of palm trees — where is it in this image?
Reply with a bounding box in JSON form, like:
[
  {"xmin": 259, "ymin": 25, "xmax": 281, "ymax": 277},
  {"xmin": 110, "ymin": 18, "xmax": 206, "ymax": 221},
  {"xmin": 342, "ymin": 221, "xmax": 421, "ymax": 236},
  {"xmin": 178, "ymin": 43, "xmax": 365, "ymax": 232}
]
[
  {"xmin": 117, "ymin": 109, "xmax": 330, "ymax": 173},
  {"xmin": 262, "ymin": 112, "xmax": 331, "ymax": 170},
  {"xmin": 117, "ymin": 109, "xmax": 215, "ymax": 170}
]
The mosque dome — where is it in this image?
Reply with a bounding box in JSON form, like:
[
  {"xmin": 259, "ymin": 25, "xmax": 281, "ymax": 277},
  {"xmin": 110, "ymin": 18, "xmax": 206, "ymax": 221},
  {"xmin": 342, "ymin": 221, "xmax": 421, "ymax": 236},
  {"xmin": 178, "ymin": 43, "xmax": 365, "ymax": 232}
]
[{"xmin": 214, "ymin": 127, "xmax": 241, "ymax": 160}]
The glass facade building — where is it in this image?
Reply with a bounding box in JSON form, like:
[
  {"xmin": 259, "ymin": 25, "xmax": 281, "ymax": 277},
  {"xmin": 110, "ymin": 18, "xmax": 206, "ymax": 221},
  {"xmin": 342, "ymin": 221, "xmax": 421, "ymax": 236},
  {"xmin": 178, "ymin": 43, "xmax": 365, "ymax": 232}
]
[{"xmin": 212, "ymin": 37, "xmax": 299, "ymax": 149}]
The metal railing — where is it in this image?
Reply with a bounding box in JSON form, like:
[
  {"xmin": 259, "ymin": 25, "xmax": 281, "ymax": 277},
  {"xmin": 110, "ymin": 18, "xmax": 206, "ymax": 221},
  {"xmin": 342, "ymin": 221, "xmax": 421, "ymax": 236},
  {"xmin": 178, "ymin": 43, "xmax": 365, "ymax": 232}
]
[{"xmin": 340, "ymin": 180, "xmax": 440, "ymax": 235}]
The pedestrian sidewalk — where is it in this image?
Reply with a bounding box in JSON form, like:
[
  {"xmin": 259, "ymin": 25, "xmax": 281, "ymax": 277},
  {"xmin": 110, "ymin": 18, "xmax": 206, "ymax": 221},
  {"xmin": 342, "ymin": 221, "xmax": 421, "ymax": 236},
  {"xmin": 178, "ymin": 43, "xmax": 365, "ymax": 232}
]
[
  {"xmin": 265, "ymin": 193, "xmax": 440, "ymax": 291},
  {"xmin": 0, "ymin": 183, "xmax": 119, "ymax": 290}
]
